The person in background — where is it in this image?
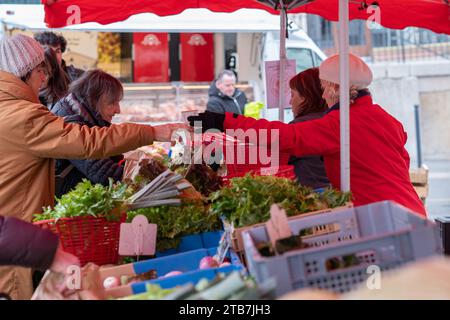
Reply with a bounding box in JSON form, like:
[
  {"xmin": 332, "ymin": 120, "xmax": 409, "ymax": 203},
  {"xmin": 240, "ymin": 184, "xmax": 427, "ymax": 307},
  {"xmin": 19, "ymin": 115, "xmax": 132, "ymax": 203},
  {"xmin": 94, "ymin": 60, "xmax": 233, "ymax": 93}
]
[
  {"xmin": 206, "ymin": 69, "xmax": 248, "ymax": 114},
  {"xmin": 188, "ymin": 53, "xmax": 426, "ymax": 216},
  {"xmin": 287, "ymin": 68, "xmax": 330, "ymax": 189},
  {"xmin": 50, "ymin": 69, "xmax": 127, "ymax": 197},
  {"xmin": 0, "ymin": 34, "xmax": 188, "ymax": 299},
  {"xmin": 34, "ymin": 31, "xmax": 84, "ymax": 82},
  {"xmin": 39, "ymin": 47, "xmax": 69, "ymax": 110}
]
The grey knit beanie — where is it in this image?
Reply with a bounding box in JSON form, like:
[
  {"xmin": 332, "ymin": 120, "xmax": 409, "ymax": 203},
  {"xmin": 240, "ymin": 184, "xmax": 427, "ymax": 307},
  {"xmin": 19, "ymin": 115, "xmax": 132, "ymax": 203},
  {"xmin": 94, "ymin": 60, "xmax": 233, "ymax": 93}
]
[{"xmin": 0, "ymin": 34, "xmax": 45, "ymax": 78}]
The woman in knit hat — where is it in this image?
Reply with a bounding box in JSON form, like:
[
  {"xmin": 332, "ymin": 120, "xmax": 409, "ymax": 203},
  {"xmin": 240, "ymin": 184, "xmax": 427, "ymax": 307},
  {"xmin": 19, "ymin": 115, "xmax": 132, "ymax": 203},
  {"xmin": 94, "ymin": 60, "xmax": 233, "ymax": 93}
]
[
  {"xmin": 0, "ymin": 34, "xmax": 188, "ymax": 299},
  {"xmin": 188, "ymin": 53, "xmax": 425, "ymax": 216}
]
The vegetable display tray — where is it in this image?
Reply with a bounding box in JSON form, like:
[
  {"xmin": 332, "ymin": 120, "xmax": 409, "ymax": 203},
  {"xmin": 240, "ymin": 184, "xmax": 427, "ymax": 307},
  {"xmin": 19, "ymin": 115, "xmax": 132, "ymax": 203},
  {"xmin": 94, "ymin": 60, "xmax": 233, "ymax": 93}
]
[
  {"xmin": 101, "ymin": 247, "xmax": 244, "ymax": 298},
  {"xmin": 228, "ymin": 204, "xmax": 353, "ymax": 261},
  {"xmin": 155, "ymin": 231, "xmax": 223, "ymax": 257},
  {"xmin": 242, "ymin": 201, "xmax": 442, "ymax": 296}
]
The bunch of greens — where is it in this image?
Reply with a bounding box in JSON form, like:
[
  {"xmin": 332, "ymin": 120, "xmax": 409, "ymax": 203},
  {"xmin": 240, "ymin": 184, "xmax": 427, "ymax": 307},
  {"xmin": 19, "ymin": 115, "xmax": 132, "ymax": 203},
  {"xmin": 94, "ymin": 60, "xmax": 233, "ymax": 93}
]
[
  {"xmin": 209, "ymin": 174, "xmax": 351, "ymax": 228},
  {"xmin": 171, "ymin": 163, "xmax": 223, "ymax": 196},
  {"xmin": 34, "ymin": 179, "xmax": 132, "ymax": 222},
  {"xmin": 127, "ymin": 200, "xmax": 222, "ymax": 251}
]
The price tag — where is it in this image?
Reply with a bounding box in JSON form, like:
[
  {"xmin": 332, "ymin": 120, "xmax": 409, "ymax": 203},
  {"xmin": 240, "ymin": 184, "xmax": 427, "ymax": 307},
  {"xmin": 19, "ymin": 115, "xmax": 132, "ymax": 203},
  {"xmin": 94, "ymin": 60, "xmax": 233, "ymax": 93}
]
[
  {"xmin": 214, "ymin": 229, "xmax": 232, "ymax": 264},
  {"xmin": 266, "ymin": 204, "xmax": 292, "ymax": 248},
  {"xmin": 119, "ymin": 215, "xmax": 157, "ymax": 257}
]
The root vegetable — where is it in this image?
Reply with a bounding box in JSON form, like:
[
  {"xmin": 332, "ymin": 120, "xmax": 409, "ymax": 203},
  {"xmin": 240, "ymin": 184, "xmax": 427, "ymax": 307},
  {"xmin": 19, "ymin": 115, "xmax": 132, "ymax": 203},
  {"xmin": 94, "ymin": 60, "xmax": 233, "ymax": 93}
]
[
  {"xmin": 199, "ymin": 256, "xmax": 219, "ymax": 269},
  {"xmin": 162, "ymin": 271, "xmax": 183, "ymax": 278},
  {"xmin": 103, "ymin": 276, "xmax": 120, "ymax": 289}
]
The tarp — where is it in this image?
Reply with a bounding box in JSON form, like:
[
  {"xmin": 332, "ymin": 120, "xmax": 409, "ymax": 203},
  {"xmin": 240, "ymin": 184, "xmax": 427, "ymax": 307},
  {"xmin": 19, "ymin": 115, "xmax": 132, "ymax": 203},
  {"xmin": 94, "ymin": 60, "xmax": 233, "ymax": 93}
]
[
  {"xmin": 42, "ymin": 0, "xmax": 450, "ymax": 35},
  {"xmin": 0, "ymin": 5, "xmax": 281, "ymax": 32}
]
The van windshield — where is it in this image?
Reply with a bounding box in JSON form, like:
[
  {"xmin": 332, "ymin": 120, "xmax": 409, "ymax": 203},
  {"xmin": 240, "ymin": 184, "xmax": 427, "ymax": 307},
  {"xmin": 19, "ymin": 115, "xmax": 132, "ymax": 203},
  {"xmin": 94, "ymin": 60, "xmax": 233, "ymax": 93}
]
[{"xmin": 286, "ymin": 48, "xmax": 315, "ymax": 72}]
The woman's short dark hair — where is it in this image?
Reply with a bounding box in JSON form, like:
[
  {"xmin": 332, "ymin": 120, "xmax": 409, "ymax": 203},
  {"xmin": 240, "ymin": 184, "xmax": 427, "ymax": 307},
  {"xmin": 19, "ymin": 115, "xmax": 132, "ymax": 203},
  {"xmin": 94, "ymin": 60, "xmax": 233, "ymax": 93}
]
[
  {"xmin": 34, "ymin": 31, "xmax": 67, "ymax": 53},
  {"xmin": 40, "ymin": 48, "xmax": 69, "ymax": 104},
  {"xmin": 69, "ymin": 69, "xmax": 123, "ymax": 114},
  {"xmin": 289, "ymin": 68, "xmax": 328, "ymax": 117}
]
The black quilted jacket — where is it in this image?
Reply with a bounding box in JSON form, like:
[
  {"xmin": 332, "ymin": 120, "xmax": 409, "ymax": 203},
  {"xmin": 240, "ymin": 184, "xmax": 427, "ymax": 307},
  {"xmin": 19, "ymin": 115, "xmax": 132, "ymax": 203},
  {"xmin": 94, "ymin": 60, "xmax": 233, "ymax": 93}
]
[{"xmin": 50, "ymin": 93, "xmax": 124, "ymax": 197}]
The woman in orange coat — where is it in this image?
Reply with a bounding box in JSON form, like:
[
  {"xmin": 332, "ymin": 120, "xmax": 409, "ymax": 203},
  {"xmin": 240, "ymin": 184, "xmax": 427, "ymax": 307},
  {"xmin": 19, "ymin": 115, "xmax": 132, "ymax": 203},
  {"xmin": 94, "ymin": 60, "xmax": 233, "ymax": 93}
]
[{"xmin": 0, "ymin": 34, "xmax": 188, "ymax": 299}]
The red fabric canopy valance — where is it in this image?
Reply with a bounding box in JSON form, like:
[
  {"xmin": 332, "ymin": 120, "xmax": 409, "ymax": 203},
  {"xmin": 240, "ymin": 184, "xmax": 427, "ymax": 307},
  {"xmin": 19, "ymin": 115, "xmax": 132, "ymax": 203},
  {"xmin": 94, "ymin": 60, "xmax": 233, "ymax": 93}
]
[{"xmin": 42, "ymin": 0, "xmax": 450, "ymax": 34}]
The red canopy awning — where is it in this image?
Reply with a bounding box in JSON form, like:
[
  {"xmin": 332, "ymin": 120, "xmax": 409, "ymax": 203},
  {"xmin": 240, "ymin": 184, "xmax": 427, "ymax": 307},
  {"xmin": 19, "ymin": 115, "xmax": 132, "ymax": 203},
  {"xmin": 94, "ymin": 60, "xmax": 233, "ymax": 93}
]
[{"xmin": 42, "ymin": 0, "xmax": 450, "ymax": 34}]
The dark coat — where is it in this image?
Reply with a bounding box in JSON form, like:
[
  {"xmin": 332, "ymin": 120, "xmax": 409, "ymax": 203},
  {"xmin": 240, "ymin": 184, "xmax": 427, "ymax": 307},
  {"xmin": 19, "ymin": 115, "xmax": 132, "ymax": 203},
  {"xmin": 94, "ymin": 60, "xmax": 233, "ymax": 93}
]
[
  {"xmin": 206, "ymin": 81, "xmax": 247, "ymax": 114},
  {"xmin": 51, "ymin": 94, "xmax": 124, "ymax": 197},
  {"xmin": 288, "ymin": 112, "xmax": 330, "ymax": 189},
  {"xmin": 0, "ymin": 216, "xmax": 58, "ymax": 271}
]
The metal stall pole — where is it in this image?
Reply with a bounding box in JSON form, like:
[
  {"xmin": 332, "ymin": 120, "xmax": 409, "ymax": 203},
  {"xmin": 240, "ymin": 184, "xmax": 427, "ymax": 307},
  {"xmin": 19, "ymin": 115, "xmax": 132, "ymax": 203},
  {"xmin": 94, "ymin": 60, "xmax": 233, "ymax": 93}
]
[
  {"xmin": 339, "ymin": 0, "xmax": 351, "ymax": 192},
  {"xmin": 278, "ymin": 0, "xmax": 287, "ymax": 123},
  {"xmin": 414, "ymin": 104, "xmax": 423, "ymax": 168}
]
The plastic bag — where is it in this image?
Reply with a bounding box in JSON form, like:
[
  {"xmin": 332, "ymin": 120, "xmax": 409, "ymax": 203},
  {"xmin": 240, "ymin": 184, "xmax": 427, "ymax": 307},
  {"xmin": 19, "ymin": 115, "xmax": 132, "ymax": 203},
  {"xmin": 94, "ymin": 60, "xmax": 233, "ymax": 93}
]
[
  {"xmin": 244, "ymin": 101, "xmax": 264, "ymax": 119},
  {"xmin": 31, "ymin": 263, "xmax": 105, "ymax": 300},
  {"xmin": 122, "ymin": 145, "xmax": 169, "ymax": 181}
]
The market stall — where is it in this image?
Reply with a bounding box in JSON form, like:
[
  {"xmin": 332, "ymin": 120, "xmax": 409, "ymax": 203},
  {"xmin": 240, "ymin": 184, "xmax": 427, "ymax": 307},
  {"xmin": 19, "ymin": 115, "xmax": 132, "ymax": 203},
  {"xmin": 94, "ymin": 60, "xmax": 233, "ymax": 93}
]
[
  {"xmin": 41, "ymin": 0, "xmax": 450, "ymax": 192},
  {"xmin": 21, "ymin": 0, "xmax": 450, "ymax": 300}
]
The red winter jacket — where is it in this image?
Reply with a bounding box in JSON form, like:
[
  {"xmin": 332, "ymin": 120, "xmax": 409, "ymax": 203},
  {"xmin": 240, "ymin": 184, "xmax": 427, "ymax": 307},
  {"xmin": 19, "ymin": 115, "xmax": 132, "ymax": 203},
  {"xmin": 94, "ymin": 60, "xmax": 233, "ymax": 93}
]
[{"xmin": 223, "ymin": 94, "xmax": 426, "ymax": 216}]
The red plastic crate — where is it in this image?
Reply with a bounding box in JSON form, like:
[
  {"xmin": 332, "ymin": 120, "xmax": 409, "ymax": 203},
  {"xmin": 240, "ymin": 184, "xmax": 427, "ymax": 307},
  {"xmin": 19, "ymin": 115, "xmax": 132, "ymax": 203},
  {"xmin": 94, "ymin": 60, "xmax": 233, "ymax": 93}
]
[
  {"xmin": 199, "ymin": 133, "xmax": 291, "ymax": 177},
  {"xmin": 34, "ymin": 216, "xmax": 123, "ymax": 266}
]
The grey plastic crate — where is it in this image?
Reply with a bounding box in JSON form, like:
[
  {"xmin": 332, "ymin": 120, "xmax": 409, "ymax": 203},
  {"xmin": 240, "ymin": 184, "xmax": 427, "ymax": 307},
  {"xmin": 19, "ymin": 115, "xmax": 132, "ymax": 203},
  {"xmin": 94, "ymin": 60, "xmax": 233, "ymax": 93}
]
[{"xmin": 242, "ymin": 201, "xmax": 443, "ymax": 296}]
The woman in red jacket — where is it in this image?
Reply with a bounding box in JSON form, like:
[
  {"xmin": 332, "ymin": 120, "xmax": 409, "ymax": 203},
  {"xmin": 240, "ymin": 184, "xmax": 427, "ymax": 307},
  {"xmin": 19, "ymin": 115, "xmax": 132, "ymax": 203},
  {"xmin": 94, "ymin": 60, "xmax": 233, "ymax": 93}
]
[{"xmin": 189, "ymin": 54, "xmax": 426, "ymax": 216}]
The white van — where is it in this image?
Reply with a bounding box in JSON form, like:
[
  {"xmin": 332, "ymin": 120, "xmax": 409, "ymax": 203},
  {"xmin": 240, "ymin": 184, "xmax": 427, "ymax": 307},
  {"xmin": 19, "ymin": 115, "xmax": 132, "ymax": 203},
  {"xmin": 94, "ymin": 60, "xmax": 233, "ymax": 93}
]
[{"xmin": 261, "ymin": 24, "xmax": 327, "ymax": 121}]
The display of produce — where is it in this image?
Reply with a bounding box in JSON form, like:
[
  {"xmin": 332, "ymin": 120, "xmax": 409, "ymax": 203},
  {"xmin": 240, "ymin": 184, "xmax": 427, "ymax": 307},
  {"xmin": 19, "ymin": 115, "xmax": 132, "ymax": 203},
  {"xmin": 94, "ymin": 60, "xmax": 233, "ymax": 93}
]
[
  {"xmin": 171, "ymin": 163, "xmax": 223, "ymax": 196},
  {"xmin": 118, "ymin": 271, "xmax": 276, "ymax": 300},
  {"xmin": 126, "ymin": 149, "xmax": 223, "ymax": 198},
  {"xmin": 34, "ymin": 170, "xmax": 192, "ymax": 222},
  {"xmin": 34, "ymin": 179, "xmax": 131, "ymax": 222},
  {"xmin": 127, "ymin": 201, "xmax": 222, "ymax": 252},
  {"xmin": 209, "ymin": 174, "xmax": 352, "ymax": 228}
]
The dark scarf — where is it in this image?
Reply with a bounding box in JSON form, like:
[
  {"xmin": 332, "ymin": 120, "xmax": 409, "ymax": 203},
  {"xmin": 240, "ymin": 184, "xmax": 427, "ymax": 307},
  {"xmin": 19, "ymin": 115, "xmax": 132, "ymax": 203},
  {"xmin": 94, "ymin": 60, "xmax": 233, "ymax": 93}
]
[{"xmin": 57, "ymin": 93, "xmax": 110, "ymax": 127}]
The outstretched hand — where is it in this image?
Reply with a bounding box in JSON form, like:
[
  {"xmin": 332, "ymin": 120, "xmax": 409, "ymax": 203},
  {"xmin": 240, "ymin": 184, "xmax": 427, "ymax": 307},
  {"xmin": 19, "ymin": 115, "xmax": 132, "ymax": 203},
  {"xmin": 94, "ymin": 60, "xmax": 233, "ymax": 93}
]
[
  {"xmin": 152, "ymin": 123, "xmax": 192, "ymax": 142},
  {"xmin": 187, "ymin": 111, "xmax": 226, "ymax": 133}
]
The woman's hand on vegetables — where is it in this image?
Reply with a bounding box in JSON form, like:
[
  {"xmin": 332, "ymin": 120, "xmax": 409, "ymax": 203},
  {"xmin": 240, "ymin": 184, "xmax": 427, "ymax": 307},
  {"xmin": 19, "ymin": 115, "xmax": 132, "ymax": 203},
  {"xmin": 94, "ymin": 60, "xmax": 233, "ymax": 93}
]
[
  {"xmin": 50, "ymin": 243, "xmax": 80, "ymax": 274},
  {"xmin": 152, "ymin": 123, "xmax": 192, "ymax": 142}
]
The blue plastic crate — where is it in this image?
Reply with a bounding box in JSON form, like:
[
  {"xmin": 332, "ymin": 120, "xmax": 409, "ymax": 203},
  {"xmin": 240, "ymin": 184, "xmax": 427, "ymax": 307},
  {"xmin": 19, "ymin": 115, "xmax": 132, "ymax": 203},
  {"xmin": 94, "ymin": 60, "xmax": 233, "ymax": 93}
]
[
  {"xmin": 242, "ymin": 201, "xmax": 443, "ymax": 296},
  {"xmin": 202, "ymin": 231, "xmax": 224, "ymax": 248},
  {"xmin": 155, "ymin": 231, "xmax": 223, "ymax": 257},
  {"xmin": 126, "ymin": 247, "xmax": 244, "ymax": 293}
]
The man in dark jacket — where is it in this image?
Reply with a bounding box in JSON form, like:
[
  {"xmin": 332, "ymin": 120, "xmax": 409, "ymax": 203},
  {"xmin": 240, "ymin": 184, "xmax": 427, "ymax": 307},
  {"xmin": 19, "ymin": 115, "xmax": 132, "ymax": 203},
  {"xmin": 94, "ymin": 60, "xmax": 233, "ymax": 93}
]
[
  {"xmin": 207, "ymin": 70, "xmax": 248, "ymax": 114},
  {"xmin": 34, "ymin": 31, "xmax": 84, "ymax": 83}
]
